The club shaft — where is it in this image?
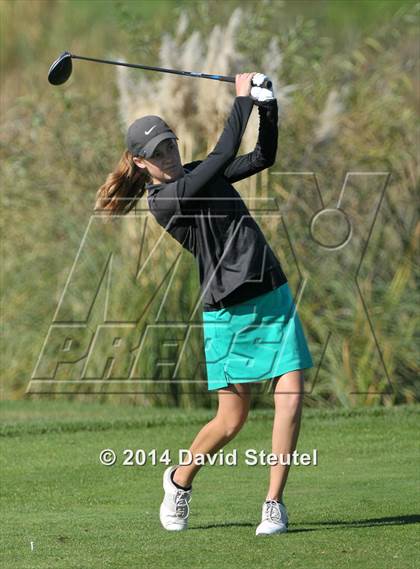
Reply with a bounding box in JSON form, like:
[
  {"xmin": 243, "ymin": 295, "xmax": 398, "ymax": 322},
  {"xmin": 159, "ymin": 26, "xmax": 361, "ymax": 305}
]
[{"xmin": 71, "ymin": 53, "xmax": 235, "ymax": 83}]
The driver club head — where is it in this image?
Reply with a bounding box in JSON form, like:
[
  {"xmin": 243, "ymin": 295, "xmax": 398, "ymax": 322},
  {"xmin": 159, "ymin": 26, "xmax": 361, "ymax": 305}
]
[{"xmin": 48, "ymin": 51, "xmax": 73, "ymax": 85}]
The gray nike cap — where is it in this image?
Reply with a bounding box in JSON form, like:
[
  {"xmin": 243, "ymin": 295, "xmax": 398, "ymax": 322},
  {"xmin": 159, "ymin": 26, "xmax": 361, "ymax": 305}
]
[{"xmin": 126, "ymin": 115, "xmax": 178, "ymax": 158}]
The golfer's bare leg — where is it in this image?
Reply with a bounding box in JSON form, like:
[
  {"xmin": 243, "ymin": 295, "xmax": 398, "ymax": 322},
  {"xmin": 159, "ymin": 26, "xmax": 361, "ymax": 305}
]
[
  {"xmin": 173, "ymin": 383, "xmax": 252, "ymax": 488},
  {"xmin": 265, "ymin": 370, "xmax": 304, "ymax": 501}
]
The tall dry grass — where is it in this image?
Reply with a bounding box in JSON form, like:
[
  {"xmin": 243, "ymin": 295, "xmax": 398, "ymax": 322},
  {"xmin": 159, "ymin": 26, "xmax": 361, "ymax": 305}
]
[{"xmin": 1, "ymin": 0, "xmax": 418, "ymax": 407}]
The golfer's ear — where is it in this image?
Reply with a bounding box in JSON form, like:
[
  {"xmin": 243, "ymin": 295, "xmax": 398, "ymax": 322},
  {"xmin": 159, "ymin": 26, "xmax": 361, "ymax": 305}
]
[{"xmin": 133, "ymin": 156, "xmax": 146, "ymax": 169}]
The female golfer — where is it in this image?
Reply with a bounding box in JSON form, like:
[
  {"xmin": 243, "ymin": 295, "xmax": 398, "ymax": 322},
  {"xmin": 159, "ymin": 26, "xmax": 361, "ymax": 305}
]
[{"xmin": 95, "ymin": 72, "xmax": 314, "ymax": 536}]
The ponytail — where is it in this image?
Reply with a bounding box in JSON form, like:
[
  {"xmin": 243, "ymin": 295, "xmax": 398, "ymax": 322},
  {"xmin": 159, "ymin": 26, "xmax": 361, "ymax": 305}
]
[{"xmin": 94, "ymin": 150, "xmax": 151, "ymax": 216}]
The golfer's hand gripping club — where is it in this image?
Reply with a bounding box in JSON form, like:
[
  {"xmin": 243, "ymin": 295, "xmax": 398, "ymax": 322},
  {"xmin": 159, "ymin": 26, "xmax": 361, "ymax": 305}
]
[
  {"xmin": 250, "ymin": 72, "xmax": 275, "ymax": 102},
  {"xmin": 235, "ymin": 73, "xmax": 257, "ymax": 97}
]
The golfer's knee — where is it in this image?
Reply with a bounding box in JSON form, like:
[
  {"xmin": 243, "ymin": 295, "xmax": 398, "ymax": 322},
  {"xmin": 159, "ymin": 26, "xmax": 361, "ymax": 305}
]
[
  {"xmin": 215, "ymin": 412, "xmax": 248, "ymax": 438},
  {"xmin": 275, "ymin": 392, "xmax": 303, "ymax": 419}
]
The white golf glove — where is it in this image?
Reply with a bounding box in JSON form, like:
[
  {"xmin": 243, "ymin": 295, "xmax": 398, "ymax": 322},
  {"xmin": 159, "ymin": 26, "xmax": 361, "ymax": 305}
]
[{"xmin": 250, "ymin": 73, "xmax": 275, "ymax": 103}]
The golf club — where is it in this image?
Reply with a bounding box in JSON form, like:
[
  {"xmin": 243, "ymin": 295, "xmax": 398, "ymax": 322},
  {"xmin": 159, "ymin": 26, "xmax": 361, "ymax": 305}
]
[{"xmin": 47, "ymin": 51, "xmax": 272, "ymax": 89}]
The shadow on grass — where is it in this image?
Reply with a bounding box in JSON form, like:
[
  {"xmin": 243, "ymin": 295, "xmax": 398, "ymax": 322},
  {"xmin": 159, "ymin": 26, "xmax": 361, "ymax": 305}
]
[{"xmin": 190, "ymin": 514, "xmax": 420, "ymax": 532}]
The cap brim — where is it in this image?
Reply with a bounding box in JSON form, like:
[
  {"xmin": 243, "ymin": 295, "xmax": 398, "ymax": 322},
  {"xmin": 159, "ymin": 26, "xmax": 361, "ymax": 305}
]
[{"xmin": 142, "ymin": 132, "xmax": 178, "ymax": 158}]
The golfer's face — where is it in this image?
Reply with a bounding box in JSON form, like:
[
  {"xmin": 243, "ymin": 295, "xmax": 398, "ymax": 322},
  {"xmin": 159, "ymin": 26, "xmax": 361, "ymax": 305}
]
[{"xmin": 147, "ymin": 139, "xmax": 183, "ymax": 182}]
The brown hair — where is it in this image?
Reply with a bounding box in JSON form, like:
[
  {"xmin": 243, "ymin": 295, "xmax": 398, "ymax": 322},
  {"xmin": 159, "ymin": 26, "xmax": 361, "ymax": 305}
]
[{"xmin": 94, "ymin": 150, "xmax": 151, "ymax": 216}]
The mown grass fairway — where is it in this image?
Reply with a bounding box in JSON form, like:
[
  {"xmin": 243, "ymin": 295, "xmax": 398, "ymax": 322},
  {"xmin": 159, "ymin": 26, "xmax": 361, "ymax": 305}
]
[{"xmin": 0, "ymin": 401, "xmax": 419, "ymax": 568}]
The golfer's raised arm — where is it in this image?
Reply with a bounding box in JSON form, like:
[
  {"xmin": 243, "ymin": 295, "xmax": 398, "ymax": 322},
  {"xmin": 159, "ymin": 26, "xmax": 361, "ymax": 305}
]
[
  {"xmin": 175, "ymin": 74, "xmax": 256, "ymax": 202},
  {"xmin": 222, "ymin": 98, "xmax": 278, "ymax": 184},
  {"xmin": 176, "ymin": 97, "xmax": 253, "ymax": 200}
]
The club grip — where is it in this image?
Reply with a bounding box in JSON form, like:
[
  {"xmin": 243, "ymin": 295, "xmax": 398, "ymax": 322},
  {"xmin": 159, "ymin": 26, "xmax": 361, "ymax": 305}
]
[{"xmin": 251, "ymin": 77, "xmax": 272, "ymax": 90}]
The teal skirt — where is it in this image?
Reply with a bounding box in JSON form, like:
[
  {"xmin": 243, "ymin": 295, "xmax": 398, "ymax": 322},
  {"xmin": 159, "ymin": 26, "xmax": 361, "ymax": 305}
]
[{"xmin": 202, "ymin": 282, "xmax": 314, "ymax": 391}]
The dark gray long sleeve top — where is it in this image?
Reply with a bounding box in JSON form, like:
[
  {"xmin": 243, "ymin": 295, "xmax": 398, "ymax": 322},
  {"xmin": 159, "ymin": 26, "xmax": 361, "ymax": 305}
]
[{"xmin": 146, "ymin": 95, "xmax": 287, "ymax": 309}]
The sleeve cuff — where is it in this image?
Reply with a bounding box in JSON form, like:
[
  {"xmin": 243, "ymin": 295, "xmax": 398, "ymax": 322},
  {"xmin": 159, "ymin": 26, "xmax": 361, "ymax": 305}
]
[
  {"xmin": 234, "ymin": 95, "xmax": 254, "ymax": 103},
  {"xmin": 255, "ymin": 98, "xmax": 277, "ymax": 109}
]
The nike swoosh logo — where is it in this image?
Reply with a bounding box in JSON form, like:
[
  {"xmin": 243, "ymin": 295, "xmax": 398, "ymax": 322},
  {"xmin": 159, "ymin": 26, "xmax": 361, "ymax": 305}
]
[{"xmin": 145, "ymin": 125, "xmax": 157, "ymax": 135}]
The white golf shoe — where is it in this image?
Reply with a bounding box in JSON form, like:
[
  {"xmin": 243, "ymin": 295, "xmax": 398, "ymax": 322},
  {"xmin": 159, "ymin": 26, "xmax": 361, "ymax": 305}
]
[
  {"xmin": 159, "ymin": 465, "xmax": 193, "ymax": 531},
  {"xmin": 255, "ymin": 499, "xmax": 289, "ymax": 536}
]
